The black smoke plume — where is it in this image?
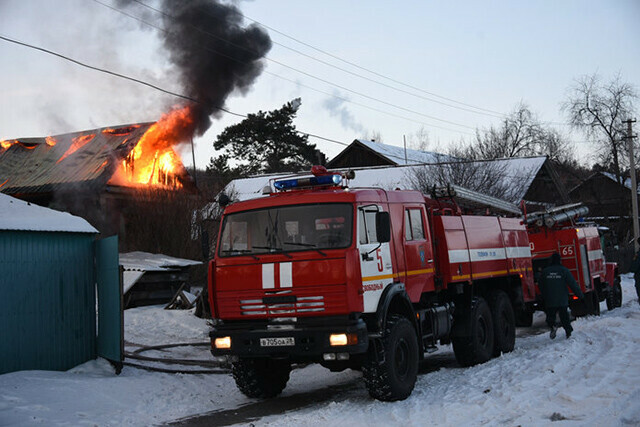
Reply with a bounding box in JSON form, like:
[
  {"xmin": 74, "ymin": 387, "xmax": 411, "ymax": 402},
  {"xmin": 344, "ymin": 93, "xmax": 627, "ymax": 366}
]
[{"xmin": 119, "ymin": 0, "xmax": 272, "ymax": 136}]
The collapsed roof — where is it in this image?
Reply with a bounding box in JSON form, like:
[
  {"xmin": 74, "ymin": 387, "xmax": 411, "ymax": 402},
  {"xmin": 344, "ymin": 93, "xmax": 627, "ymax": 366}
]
[{"xmin": 0, "ymin": 123, "xmax": 196, "ymax": 196}]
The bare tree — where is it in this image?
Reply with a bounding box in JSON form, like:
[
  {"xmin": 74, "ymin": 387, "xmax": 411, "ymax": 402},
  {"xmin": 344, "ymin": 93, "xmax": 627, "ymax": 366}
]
[
  {"xmin": 470, "ymin": 103, "xmax": 573, "ymax": 163},
  {"xmin": 407, "ymin": 126, "xmax": 430, "ymax": 151},
  {"xmin": 408, "ymin": 155, "xmax": 529, "ymax": 203},
  {"xmin": 562, "ymin": 73, "xmax": 637, "ymax": 183}
]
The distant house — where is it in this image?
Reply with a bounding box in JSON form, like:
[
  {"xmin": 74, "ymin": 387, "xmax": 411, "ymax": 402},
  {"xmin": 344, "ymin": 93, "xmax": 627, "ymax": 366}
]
[
  {"xmin": 570, "ymin": 172, "xmax": 637, "ymax": 217},
  {"xmin": 326, "ymin": 139, "xmax": 455, "ymax": 168},
  {"xmin": 325, "ymin": 140, "xmax": 568, "ymax": 209},
  {"xmin": 0, "ymin": 123, "xmax": 197, "ymax": 248},
  {"xmin": 570, "ymin": 172, "xmax": 639, "ymax": 240},
  {"xmin": 218, "ymin": 157, "xmax": 566, "ymax": 214}
]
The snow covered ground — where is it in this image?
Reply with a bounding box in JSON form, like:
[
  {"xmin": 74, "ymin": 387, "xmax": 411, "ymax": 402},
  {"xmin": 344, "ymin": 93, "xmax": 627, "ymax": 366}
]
[{"xmin": 2, "ymin": 276, "xmax": 640, "ymax": 426}]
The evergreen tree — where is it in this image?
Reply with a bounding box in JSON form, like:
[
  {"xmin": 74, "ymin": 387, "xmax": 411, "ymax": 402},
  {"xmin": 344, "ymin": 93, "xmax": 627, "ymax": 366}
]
[{"xmin": 210, "ymin": 99, "xmax": 324, "ymax": 176}]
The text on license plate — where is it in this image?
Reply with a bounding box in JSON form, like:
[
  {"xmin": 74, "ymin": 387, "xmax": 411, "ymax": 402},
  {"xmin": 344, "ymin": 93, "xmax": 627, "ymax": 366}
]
[{"xmin": 260, "ymin": 337, "xmax": 295, "ymax": 347}]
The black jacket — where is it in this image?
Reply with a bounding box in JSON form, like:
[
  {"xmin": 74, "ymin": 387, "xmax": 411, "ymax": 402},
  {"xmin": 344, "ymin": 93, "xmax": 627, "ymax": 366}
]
[{"xmin": 539, "ymin": 264, "xmax": 584, "ymax": 308}]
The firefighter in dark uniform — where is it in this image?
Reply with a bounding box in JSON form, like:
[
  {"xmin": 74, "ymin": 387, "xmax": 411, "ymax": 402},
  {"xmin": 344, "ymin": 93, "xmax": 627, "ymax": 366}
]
[{"xmin": 539, "ymin": 252, "xmax": 585, "ymax": 339}]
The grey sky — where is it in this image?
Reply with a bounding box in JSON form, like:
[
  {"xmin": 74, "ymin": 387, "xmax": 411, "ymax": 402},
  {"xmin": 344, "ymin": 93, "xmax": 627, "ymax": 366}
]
[{"xmin": 1, "ymin": 0, "xmax": 638, "ymax": 169}]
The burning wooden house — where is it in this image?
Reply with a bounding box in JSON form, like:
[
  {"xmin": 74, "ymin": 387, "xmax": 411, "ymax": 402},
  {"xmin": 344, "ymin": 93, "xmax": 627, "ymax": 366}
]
[{"xmin": 0, "ymin": 108, "xmax": 198, "ymax": 251}]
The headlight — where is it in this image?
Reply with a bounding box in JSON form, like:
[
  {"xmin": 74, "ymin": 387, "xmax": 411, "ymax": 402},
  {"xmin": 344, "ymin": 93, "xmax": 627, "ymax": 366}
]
[{"xmin": 214, "ymin": 336, "xmax": 231, "ymax": 349}]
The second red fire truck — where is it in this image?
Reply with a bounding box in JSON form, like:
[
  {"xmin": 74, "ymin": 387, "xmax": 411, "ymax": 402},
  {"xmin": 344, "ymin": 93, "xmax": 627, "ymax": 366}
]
[{"xmin": 521, "ymin": 204, "xmax": 622, "ymax": 324}]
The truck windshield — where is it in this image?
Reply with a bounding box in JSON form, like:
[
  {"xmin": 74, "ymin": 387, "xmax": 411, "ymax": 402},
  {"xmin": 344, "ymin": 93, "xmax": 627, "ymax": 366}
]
[{"xmin": 218, "ymin": 203, "xmax": 353, "ymax": 257}]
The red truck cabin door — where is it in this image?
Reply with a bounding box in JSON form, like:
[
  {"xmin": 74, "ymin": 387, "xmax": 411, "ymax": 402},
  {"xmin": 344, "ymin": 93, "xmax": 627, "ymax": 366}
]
[
  {"xmin": 402, "ymin": 205, "xmax": 435, "ymax": 299},
  {"xmin": 358, "ymin": 204, "xmax": 394, "ymax": 313}
]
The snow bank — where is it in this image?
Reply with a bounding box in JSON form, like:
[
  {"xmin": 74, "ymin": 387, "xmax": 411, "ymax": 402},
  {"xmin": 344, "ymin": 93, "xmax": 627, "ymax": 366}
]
[{"xmin": 1, "ymin": 277, "xmax": 639, "ymax": 426}]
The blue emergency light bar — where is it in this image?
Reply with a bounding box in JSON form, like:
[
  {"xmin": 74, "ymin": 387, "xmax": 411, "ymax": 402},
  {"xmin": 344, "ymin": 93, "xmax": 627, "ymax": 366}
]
[{"xmin": 274, "ymin": 174, "xmax": 342, "ymax": 190}]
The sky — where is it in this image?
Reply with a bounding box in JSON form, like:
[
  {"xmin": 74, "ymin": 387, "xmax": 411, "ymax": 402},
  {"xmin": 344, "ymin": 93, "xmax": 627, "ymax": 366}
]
[{"xmin": 0, "ymin": 0, "xmax": 639, "ymax": 171}]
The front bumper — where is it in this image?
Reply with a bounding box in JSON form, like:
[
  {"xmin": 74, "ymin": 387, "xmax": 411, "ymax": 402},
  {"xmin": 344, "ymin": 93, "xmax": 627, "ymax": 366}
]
[{"xmin": 209, "ymin": 316, "xmax": 369, "ymax": 361}]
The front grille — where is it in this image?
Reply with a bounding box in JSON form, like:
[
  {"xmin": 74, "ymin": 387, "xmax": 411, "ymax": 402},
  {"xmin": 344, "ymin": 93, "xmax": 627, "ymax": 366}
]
[{"xmin": 240, "ymin": 294, "xmax": 325, "ymax": 316}]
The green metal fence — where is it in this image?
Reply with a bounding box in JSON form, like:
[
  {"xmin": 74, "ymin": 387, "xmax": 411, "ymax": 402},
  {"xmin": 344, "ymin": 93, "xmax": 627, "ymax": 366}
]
[{"xmin": 0, "ymin": 232, "xmax": 121, "ymax": 374}]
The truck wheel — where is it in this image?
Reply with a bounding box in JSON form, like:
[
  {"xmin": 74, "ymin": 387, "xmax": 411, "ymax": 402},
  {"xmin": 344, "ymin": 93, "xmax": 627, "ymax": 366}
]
[
  {"xmin": 488, "ymin": 291, "xmax": 515, "ymax": 356},
  {"xmin": 606, "ymin": 284, "xmax": 617, "ymax": 311},
  {"xmin": 608, "ymin": 277, "xmax": 623, "ymax": 309},
  {"xmin": 232, "ymin": 358, "xmax": 291, "ymax": 398},
  {"xmin": 615, "ymin": 279, "xmax": 623, "ymax": 308},
  {"xmin": 362, "ymin": 315, "xmax": 419, "ymax": 401},
  {"xmin": 452, "ymin": 297, "xmax": 494, "ymax": 367}
]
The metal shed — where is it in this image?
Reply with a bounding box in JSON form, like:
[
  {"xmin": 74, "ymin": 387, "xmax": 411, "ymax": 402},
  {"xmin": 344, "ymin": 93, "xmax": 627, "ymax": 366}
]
[{"xmin": 0, "ymin": 193, "xmax": 121, "ymax": 374}]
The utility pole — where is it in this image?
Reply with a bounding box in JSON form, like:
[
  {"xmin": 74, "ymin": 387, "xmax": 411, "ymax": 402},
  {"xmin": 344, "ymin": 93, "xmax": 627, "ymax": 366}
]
[
  {"xmin": 190, "ymin": 137, "xmax": 198, "ymax": 188},
  {"xmin": 624, "ymin": 118, "xmax": 638, "ymax": 250},
  {"xmin": 403, "ymin": 135, "xmax": 408, "ymax": 165}
]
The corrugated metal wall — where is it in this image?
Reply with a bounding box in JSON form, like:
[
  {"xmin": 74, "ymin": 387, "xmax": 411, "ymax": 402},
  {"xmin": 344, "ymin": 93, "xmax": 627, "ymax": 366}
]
[{"xmin": 0, "ymin": 231, "xmax": 96, "ymax": 374}]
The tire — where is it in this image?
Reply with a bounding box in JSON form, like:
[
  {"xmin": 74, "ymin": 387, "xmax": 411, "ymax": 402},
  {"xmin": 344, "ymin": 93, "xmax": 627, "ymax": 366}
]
[
  {"xmin": 606, "ymin": 284, "xmax": 615, "ymax": 311},
  {"xmin": 452, "ymin": 297, "xmax": 494, "ymax": 367},
  {"xmin": 614, "ymin": 278, "xmax": 623, "ymax": 308},
  {"xmin": 362, "ymin": 315, "xmax": 419, "ymax": 401},
  {"xmin": 232, "ymin": 358, "xmax": 291, "ymax": 398},
  {"xmin": 488, "ymin": 290, "xmax": 516, "ymax": 356}
]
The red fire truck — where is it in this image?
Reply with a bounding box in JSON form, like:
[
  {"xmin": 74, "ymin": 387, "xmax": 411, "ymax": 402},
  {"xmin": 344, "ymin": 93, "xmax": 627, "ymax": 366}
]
[
  {"xmin": 521, "ymin": 204, "xmax": 622, "ymax": 323},
  {"xmin": 208, "ymin": 167, "xmax": 536, "ymax": 401}
]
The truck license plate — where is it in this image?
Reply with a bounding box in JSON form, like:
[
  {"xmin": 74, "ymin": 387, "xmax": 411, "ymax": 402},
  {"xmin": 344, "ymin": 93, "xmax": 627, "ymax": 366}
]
[{"xmin": 260, "ymin": 337, "xmax": 295, "ymax": 347}]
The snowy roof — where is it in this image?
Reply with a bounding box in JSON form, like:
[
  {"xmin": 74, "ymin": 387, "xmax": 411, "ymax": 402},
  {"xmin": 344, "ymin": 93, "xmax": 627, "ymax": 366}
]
[
  {"xmin": 119, "ymin": 251, "xmax": 202, "ymax": 272},
  {"xmin": 0, "ymin": 192, "xmax": 97, "ymax": 233},
  {"xmin": 352, "ymin": 139, "xmax": 454, "ymax": 165},
  {"xmin": 119, "ymin": 252, "xmax": 202, "ymax": 294},
  {"xmin": 220, "ymin": 157, "xmax": 547, "ymax": 204}
]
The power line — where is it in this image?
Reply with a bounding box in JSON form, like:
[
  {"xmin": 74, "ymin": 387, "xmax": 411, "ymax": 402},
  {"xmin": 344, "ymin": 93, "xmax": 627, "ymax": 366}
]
[
  {"xmin": 91, "ymin": 0, "xmax": 478, "ymax": 136},
  {"xmin": 0, "ymin": 33, "xmax": 350, "ymax": 148},
  {"xmin": 112, "ymin": 0, "xmax": 480, "ymax": 132},
  {"xmin": 233, "ymin": 7, "xmax": 508, "ymax": 118},
  {"xmin": 260, "ymin": 70, "xmax": 475, "ymax": 136},
  {"xmin": 0, "ymin": 34, "xmax": 199, "ymax": 106},
  {"xmin": 226, "ymin": 3, "xmax": 579, "ymax": 129},
  {"xmin": 128, "ymin": 0, "xmax": 503, "ymax": 119}
]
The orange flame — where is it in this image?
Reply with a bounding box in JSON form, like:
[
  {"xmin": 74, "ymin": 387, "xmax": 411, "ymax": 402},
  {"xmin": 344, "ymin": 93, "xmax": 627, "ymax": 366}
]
[
  {"xmin": 57, "ymin": 134, "xmax": 96, "ymax": 164},
  {"xmin": 45, "ymin": 136, "xmax": 57, "ymax": 147},
  {"xmin": 1, "ymin": 140, "xmax": 15, "ymax": 150},
  {"xmin": 102, "ymin": 125, "xmax": 140, "ymax": 136},
  {"xmin": 109, "ymin": 106, "xmax": 195, "ymax": 188}
]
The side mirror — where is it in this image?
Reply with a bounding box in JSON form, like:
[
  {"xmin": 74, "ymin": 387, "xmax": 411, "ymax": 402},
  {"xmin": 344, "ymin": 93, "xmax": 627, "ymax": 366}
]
[{"xmin": 376, "ymin": 211, "xmax": 391, "ymax": 243}]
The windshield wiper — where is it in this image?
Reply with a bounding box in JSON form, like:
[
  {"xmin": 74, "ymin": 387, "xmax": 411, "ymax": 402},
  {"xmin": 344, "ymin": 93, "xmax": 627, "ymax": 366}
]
[
  {"xmin": 252, "ymin": 245, "xmax": 293, "ymax": 258},
  {"xmin": 283, "ymin": 241, "xmax": 327, "ymax": 257},
  {"xmin": 221, "ymin": 249, "xmax": 259, "ymax": 260}
]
